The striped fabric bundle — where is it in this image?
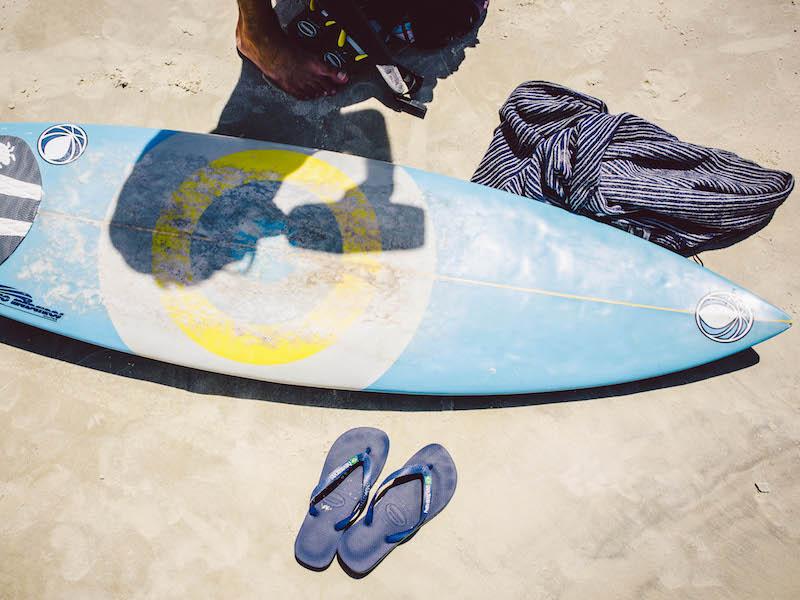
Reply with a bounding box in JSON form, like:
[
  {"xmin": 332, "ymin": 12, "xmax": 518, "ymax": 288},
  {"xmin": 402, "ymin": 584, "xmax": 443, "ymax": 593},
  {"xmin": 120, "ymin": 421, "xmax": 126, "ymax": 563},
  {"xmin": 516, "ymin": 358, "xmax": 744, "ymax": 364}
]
[
  {"xmin": 471, "ymin": 81, "xmax": 794, "ymax": 255},
  {"xmin": 0, "ymin": 136, "xmax": 42, "ymax": 265}
]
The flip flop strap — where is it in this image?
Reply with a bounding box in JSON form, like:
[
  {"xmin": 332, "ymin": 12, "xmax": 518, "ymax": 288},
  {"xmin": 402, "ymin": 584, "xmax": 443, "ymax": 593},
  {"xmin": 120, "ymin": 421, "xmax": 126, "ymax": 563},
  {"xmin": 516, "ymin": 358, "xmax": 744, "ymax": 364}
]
[
  {"xmin": 309, "ymin": 451, "xmax": 374, "ymax": 531},
  {"xmin": 364, "ymin": 463, "xmax": 432, "ymax": 544}
]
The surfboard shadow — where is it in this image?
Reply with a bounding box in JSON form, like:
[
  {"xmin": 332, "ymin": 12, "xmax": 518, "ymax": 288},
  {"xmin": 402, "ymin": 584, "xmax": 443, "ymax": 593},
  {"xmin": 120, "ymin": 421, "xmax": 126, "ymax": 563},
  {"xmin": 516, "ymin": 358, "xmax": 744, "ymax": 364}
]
[{"xmin": 0, "ymin": 315, "xmax": 761, "ymax": 411}]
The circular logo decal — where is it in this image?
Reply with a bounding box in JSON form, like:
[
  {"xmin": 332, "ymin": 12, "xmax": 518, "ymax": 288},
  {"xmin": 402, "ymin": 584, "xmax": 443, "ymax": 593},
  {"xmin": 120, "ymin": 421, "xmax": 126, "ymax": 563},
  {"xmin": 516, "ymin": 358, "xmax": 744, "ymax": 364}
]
[
  {"xmin": 37, "ymin": 124, "xmax": 88, "ymax": 165},
  {"xmin": 695, "ymin": 292, "xmax": 754, "ymax": 343}
]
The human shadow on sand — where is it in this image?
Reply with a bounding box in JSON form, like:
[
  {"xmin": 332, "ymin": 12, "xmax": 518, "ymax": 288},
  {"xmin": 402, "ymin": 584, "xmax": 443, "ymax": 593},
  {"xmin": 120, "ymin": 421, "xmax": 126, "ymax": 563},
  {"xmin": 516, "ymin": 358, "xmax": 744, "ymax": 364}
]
[
  {"xmin": 215, "ymin": 0, "xmax": 484, "ymax": 149},
  {"xmin": 107, "ymin": 1, "xmax": 484, "ymax": 284}
]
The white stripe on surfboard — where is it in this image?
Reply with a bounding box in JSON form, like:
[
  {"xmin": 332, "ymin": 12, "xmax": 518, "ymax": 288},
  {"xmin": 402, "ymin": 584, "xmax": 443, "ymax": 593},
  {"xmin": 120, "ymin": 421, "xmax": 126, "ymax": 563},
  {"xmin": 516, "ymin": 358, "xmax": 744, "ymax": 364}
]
[
  {"xmin": 0, "ymin": 216, "xmax": 33, "ymax": 237},
  {"xmin": 0, "ymin": 174, "xmax": 43, "ymax": 201}
]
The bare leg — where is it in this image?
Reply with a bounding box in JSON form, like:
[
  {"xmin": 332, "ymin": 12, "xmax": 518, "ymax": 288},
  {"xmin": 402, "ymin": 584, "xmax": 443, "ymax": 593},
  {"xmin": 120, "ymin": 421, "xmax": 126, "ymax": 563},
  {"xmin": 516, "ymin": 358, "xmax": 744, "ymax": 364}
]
[{"xmin": 236, "ymin": 0, "xmax": 349, "ymax": 99}]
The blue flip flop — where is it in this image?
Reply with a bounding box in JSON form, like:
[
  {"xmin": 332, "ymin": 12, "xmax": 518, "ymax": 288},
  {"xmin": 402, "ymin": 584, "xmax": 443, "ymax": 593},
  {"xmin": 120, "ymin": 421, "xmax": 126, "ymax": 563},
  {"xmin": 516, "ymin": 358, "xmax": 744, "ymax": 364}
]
[
  {"xmin": 337, "ymin": 443, "xmax": 458, "ymax": 577},
  {"xmin": 295, "ymin": 427, "xmax": 390, "ymax": 570}
]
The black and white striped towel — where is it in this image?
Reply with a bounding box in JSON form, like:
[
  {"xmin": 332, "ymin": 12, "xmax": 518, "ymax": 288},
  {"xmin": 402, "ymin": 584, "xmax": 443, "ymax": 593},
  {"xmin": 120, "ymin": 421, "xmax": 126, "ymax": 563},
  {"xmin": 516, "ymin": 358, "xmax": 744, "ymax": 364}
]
[
  {"xmin": 0, "ymin": 136, "xmax": 42, "ymax": 265},
  {"xmin": 471, "ymin": 81, "xmax": 794, "ymax": 255}
]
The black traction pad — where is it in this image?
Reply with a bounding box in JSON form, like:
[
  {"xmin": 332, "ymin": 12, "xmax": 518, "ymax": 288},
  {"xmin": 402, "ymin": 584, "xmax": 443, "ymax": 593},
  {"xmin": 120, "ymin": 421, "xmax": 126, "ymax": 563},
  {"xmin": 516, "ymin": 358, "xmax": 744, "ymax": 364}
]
[{"xmin": 0, "ymin": 136, "xmax": 42, "ymax": 265}]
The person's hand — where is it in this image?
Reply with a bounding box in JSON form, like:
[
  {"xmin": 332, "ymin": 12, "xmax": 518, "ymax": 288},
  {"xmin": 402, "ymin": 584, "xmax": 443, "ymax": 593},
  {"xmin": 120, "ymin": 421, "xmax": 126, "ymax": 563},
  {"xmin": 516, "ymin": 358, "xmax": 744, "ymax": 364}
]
[{"xmin": 237, "ymin": 23, "xmax": 349, "ymax": 100}]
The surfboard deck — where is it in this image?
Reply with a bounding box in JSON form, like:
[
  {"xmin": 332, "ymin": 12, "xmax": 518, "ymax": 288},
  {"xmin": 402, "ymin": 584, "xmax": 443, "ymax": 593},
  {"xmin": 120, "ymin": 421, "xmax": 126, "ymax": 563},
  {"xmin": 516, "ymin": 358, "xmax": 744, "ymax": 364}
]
[{"xmin": 0, "ymin": 122, "xmax": 791, "ymax": 394}]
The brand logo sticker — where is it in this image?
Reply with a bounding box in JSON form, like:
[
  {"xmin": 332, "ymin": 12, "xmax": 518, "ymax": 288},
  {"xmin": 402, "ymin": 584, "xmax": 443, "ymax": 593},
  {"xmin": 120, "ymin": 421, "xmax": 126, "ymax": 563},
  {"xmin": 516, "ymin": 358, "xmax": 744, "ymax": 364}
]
[
  {"xmin": 37, "ymin": 124, "xmax": 88, "ymax": 165},
  {"xmin": 695, "ymin": 292, "xmax": 753, "ymax": 343},
  {"xmin": 0, "ymin": 284, "xmax": 64, "ymax": 321},
  {"xmin": 323, "ymin": 492, "xmax": 346, "ymax": 509}
]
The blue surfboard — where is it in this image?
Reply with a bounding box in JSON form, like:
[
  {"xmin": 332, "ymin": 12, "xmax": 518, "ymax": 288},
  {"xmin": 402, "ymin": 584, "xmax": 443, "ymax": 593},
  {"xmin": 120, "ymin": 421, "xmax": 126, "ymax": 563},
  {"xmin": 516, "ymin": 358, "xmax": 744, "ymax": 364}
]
[{"xmin": 0, "ymin": 122, "xmax": 791, "ymax": 394}]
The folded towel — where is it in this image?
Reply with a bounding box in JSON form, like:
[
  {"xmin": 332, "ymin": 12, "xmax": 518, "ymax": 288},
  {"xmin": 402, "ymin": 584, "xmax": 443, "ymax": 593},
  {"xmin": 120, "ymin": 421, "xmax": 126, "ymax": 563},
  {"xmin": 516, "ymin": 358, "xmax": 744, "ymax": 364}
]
[{"xmin": 471, "ymin": 81, "xmax": 794, "ymax": 255}]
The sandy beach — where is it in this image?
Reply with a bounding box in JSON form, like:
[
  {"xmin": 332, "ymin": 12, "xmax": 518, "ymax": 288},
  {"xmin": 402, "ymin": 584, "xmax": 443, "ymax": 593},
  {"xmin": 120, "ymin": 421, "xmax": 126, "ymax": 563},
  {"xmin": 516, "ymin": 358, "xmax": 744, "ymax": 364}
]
[{"xmin": 1, "ymin": 0, "xmax": 799, "ymax": 597}]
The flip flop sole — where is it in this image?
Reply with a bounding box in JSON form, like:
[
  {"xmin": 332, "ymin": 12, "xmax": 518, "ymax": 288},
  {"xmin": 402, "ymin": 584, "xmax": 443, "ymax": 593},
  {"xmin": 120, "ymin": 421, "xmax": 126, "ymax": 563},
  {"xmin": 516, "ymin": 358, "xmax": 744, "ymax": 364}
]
[
  {"xmin": 337, "ymin": 443, "xmax": 457, "ymax": 576},
  {"xmin": 295, "ymin": 427, "xmax": 389, "ymax": 570}
]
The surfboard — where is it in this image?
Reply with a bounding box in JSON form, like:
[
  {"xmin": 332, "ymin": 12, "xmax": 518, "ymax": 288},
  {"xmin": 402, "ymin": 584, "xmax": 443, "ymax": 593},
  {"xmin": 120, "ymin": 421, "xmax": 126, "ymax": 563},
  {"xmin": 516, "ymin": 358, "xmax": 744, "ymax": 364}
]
[{"xmin": 0, "ymin": 122, "xmax": 791, "ymax": 394}]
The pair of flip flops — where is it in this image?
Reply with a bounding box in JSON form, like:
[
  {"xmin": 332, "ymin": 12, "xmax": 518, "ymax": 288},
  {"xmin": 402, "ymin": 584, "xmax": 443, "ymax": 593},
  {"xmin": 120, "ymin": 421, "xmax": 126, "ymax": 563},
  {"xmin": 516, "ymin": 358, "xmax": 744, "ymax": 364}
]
[{"xmin": 295, "ymin": 427, "xmax": 457, "ymax": 576}]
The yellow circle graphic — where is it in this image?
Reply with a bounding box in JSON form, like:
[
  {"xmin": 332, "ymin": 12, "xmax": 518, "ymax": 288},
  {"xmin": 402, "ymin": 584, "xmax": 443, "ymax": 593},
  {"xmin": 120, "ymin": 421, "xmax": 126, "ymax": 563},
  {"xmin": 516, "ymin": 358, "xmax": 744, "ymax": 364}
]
[{"xmin": 151, "ymin": 149, "xmax": 382, "ymax": 365}]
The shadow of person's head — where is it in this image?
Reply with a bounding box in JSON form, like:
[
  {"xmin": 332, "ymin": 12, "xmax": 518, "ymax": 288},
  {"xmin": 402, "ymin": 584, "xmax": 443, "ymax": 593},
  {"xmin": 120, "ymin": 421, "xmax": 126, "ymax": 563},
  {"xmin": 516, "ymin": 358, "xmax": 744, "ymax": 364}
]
[{"xmin": 108, "ymin": 133, "xmax": 426, "ymax": 284}]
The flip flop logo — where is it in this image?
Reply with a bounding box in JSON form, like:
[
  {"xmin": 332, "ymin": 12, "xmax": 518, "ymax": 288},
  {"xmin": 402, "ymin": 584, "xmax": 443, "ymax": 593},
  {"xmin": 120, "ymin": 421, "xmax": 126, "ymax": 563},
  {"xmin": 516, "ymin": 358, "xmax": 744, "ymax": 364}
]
[
  {"xmin": 423, "ymin": 474, "xmax": 432, "ymax": 512},
  {"xmin": 384, "ymin": 503, "xmax": 408, "ymax": 528},
  {"xmin": 37, "ymin": 124, "xmax": 88, "ymax": 165},
  {"xmin": 695, "ymin": 292, "xmax": 753, "ymax": 343},
  {"xmin": 322, "ymin": 492, "xmax": 346, "ymax": 509}
]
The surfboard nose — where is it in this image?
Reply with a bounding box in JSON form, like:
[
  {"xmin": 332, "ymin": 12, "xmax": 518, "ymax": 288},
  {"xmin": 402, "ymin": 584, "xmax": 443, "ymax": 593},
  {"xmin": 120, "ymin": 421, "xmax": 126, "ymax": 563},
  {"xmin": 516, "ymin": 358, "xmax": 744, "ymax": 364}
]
[
  {"xmin": 745, "ymin": 294, "xmax": 792, "ymax": 344},
  {"xmin": 749, "ymin": 294, "xmax": 791, "ymax": 324},
  {"xmin": 692, "ymin": 286, "xmax": 790, "ymax": 348},
  {"xmin": 764, "ymin": 303, "xmax": 791, "ymax": 330}
]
